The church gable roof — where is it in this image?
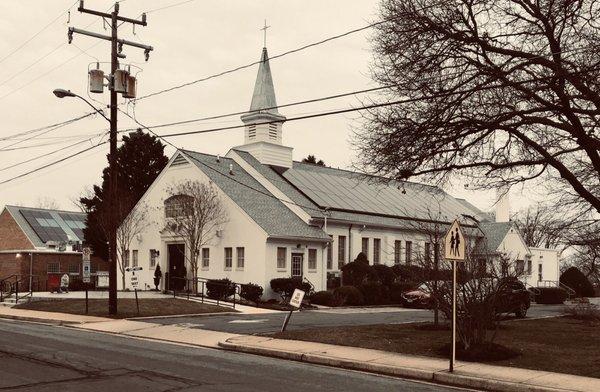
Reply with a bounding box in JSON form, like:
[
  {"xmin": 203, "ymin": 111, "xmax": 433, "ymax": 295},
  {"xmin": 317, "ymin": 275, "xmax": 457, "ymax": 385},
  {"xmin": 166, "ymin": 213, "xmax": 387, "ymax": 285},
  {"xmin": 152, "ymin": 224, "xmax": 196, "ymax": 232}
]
[
  {"xmin": 180, "ymin": 150, "xmax": 329, "ymax": 241},
  {"xmin": 477, "ymin": 221, "xmax": 515, "ymax": 253}
]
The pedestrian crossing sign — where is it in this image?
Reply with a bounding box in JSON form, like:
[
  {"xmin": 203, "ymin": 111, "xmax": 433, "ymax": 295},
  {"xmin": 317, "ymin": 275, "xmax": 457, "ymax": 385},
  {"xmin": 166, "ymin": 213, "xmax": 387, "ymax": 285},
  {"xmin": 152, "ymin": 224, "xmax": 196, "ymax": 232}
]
[{"xmin": 444, "ymin": 219, "xmax": 465, "ymax": 261}]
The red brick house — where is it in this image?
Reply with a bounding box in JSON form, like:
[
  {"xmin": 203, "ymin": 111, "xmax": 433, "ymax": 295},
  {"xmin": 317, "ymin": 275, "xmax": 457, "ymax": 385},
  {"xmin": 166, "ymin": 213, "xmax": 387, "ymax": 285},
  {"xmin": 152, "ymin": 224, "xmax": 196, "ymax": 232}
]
[{"xmin": 0, "ymin": 205, "xmax": 108, "ymax": 291}]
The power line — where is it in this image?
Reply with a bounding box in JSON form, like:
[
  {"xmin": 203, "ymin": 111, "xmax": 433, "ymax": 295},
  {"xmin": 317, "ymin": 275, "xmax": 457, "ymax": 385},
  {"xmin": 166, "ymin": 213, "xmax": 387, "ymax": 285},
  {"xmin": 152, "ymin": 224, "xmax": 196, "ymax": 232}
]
[
  {"xmin": 0, "ymin": 112, "xmax": 95, "ymax": 142},
  {"xmin": 0, "ymin": 133, "xmax": 106, "ymax": 173},
  {"xmin": 0, "ymin": 0, "xmax": 78, "ymax": 66},
  {"xmin": 134, "ymin": 17, "xmax": 400, "ymax": 102},
  {"xmin": 0, "ymin": 140, "xmax": 108, "ymax": 186},
  {"xmin": 121, "ymin": 84, "xmax": 396, "ymax": 131},
  {"xmin": 0, "ymin": 113, "xmax": 95, "ymax": 151}
]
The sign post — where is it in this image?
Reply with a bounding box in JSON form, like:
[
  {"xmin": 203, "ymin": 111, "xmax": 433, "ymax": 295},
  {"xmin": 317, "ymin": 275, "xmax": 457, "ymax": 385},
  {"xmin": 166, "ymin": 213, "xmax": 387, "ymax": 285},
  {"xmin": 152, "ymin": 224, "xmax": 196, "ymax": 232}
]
[
  {"xmin": 82, "ymin": 247, "xmax": 92, "ymax": 314},
  {"xmin": 281, "ymin": 288, "xmax": 305, "ymax": 332},
  {"xmin": 126, "ymin": 266, "xmax": 143, "ymax": 316},
  {"xmin": 443, "ymin": 219, "xmax": 466, "ymax": 373}
]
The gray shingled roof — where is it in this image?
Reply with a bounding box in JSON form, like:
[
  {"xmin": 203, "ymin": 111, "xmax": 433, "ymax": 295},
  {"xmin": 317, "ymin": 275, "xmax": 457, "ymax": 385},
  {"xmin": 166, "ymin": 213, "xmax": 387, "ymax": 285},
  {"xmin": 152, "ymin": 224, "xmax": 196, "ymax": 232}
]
[
  {"xmin": 180, "ymin": 150, "xmax": 329, "ymax": 241},
  {"xmin": 477, "ymin": 221, "xmax": 514, "ymax": 253}
]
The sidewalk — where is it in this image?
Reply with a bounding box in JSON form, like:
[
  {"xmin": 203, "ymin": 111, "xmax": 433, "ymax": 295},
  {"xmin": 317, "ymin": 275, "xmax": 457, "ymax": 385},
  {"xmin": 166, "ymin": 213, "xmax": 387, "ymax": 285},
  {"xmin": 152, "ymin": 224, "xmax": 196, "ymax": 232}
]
[
  {"xmin": 0, "ymin": 306, "xmax": 111, "ymax": 324},
  {"xmin": 219, "ymin": 335, "xmax": 600, "ymax": 392}
]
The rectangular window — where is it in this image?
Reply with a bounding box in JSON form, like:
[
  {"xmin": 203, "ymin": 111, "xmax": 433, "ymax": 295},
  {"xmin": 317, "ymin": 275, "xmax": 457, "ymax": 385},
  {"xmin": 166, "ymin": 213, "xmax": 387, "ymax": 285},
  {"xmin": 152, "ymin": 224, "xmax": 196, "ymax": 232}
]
[
  {"xmin": 47, "ymin": 262, "xmax": 60, "ymax": 274},
  {"xmin": 150, "ymin": 250, "xmax": 157, "ymax": 268},
  {"xmin": 362, "ymin": 237, "xmax": 369, "ymax": 256},
  {"xmin": 123, "ymin": 250, "xmax": 130, "ymax": 268},
  {"xmin": 538, "ymin": 263, "xmax": 543, "ymax": 282},
  {"xmin": 68, "ymin": 264, "xmax": 80, "ymax": 275},
  {"xmin": 327, "ymin": 236, "xmax": 333, "ymax": 270},
  {"xmin": 405, "ymin": 241, "xmax": 412, "ymax": 264},
  {"xmin": 527, "ymin": 259, "xmax": 532, "ymax": 275},
  {"xmin": 394, "ymin": 240, "xmax": 402, "ymax": 264},
  {"xmin": 308, "ymin": 248, "xmax": 317, "ymax": 270},
  {"xmin": 516, "ymin": 260, "xmax": 525, "ymax": 275},
  {"xmin": 202, "ymin": 248, "xmax": 210, "ymax": 268},
  {"xmin": 236, "ymin": 247, "xmax": 245, "ymax": 269},
  {"xmin": 338, "ymin": 235, "xmax": 346, "ymax": 265},
  {"xmin": 373, "ymin": 238, "xmax": 381, "ymax": 264},
  {"xmin": 424, "ymin": 242, "xmax": 431, "ymax": 262},
  {"xmin": 132, "ymin": 250, "xmax": 138, "ymax": 267},
  {"xmin": 224, "ymin": 247, "xmax": 232, "ymax": 269},
  {"xmin": 277, "ymin": 247, "xmax": 287, "ymax": 269}
]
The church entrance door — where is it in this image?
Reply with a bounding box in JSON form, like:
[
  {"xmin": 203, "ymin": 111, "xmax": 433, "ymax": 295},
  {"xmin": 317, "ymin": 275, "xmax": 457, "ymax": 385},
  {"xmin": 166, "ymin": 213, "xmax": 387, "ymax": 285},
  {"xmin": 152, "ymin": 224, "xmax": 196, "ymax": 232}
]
[{"xmin": 168, "ymin": 243, "xmax": 186, "ymax": 291}]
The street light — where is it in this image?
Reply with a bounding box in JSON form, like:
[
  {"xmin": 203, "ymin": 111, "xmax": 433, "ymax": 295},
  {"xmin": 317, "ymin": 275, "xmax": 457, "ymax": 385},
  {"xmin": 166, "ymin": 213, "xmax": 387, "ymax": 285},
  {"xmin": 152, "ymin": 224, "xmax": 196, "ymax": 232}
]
[{"xmin": 52, "ymin": 88, "xmax": 110, "ymax": 123}]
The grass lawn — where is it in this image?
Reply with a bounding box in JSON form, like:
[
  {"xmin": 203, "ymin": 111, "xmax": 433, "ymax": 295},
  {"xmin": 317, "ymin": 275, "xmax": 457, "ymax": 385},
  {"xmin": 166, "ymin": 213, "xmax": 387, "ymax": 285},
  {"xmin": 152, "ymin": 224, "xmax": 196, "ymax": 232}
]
[
  {"xmin": 15, "ymin": 298, "xmax": 233, "ymax": 319},
  {"xmin": 272, "ymin": 317, "xmax": 600, "ymax": 378}
]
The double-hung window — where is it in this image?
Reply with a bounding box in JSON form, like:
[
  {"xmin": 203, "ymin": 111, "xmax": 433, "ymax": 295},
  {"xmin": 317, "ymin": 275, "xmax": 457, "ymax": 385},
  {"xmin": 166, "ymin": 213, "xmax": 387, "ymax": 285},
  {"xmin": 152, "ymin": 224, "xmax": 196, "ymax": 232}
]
[
  {"xmin": 236, "ymin": 247, "xmax": 245, "ymax": 269},
  {"xmin": 224, "ymin": 247, "xmax": 233, "ymax": 269}
]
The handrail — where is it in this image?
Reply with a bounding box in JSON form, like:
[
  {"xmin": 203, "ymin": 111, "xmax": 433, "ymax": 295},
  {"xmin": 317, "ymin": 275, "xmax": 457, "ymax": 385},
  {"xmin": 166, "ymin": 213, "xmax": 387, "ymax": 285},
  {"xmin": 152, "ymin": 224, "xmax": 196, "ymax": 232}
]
[
  {"xmin": 0, "ymin": 275, "xmax": 18, "ymax": 302},
  {"xmin": 559, "ymin": 282, "xmax": 577, "ymax": 298},
  {"xmin": 169, "ymin": 276, "xmax": 239, "ymax": 309}
]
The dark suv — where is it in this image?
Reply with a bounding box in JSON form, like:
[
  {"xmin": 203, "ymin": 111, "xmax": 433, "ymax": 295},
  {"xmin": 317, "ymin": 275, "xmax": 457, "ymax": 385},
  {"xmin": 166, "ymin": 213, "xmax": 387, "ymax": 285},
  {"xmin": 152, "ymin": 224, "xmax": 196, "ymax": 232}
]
[{"xmin": 495, "ymin": 279, "xmax": 531, "ymax": 318}]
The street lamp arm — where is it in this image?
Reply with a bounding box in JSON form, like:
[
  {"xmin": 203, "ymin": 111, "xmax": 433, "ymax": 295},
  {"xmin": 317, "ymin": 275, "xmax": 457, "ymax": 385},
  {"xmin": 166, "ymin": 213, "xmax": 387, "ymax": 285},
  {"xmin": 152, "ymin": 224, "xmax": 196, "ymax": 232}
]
[
  {"xmin": 74, "ymin": 95, "xmax": 111, "ymax": 123},
  {"xmin": 52, "ymin": 88, "xmax": 110, "ymax": 123}
]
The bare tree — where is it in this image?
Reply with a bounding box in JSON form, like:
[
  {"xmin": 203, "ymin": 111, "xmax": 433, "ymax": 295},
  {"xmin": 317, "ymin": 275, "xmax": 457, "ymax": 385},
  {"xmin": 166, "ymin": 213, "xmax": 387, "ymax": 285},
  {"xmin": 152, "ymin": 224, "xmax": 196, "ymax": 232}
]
[
  {"xmin": 117, "ymin": 202, "xmax": 151, "ymax": 289},
  {"xmin": 35, "ymin": 196, "xmax": 61, "ymax": 210},
  {"xmin": 357, "ymin": 0, "xmax": 600, "ymax": 218},
  {"xmin": 513, "ymin": 203, "xmax": 570, "ymax": 249},
  {"xmin": 412, "ymin": 218, "xmax": 526, "ymax": 352},
  {"xmin": 163, "ymin": 180, "xmax": 228, "ymax": 292},
  {"xmin": 564, "ymin": 224, "xmax": 600, "ymax": 286}
]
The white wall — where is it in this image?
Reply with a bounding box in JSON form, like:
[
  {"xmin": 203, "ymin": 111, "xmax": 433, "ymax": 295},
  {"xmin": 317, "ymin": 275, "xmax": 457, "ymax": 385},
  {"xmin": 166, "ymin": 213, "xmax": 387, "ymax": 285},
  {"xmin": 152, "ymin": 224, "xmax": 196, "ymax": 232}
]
[
  {"xmin": 527, "ymin": 247, "xmax": 561, "ymax": 287},
  {"xmin": 118, "ymin": 157, "xmax": 269, "ymax": 292}
]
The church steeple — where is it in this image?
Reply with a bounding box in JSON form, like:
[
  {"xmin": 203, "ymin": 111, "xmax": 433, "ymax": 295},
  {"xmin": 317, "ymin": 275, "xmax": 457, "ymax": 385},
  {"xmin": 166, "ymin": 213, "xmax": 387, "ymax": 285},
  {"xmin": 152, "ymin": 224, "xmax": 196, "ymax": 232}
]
[{"xmin": 237, "ymin": 45, "xmax": 292, "ymax": 168}]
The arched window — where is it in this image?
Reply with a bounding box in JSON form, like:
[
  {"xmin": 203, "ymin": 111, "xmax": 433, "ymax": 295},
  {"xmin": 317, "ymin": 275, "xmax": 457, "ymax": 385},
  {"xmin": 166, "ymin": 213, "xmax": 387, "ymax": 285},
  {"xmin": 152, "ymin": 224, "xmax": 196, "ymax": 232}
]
[{"xmin": 164, "ymin": 195, "xmax": 193, "ymax": 218}]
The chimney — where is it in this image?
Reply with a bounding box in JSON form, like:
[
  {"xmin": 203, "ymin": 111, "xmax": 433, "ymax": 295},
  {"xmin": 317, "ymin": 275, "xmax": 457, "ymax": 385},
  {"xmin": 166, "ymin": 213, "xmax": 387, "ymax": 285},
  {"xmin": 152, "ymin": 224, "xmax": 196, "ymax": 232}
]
[{"xmin": 495, "ymin": 187, "xmax": 510, "ymax": 222}]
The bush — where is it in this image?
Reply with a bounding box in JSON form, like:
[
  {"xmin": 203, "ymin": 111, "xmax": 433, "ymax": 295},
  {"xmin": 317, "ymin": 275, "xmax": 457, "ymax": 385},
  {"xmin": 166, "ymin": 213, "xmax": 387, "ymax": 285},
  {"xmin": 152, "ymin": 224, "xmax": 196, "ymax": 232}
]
[
  {"xmin": 370, "ymin": 264, "xmax": 397, "ymax": 287},
  {"xmin": 392, "ymin": 264, "xmax": 425, "ymax": 283},
  {"xmin": 560, "ymin": 267, "xmax": 595, "ymax": 298},
  {"xmin": 333, "ymin": 285, "xmax": 364, "ymax": 306},
  {"xmin": 564, "ymin": 299, "xmax": 600, "ymax": 322},
  {"xmin": 310, "ymin": 290, "xmax": 334, "ymax": 306},
  {"xmin": 206, "ymin": 278, "xmax": 236, "ymax": 300},
  {"xmin": 341, "ymin": 253, "xmax": 371, "ymax": 286},
  {"xmin": 534, "ymin": 287, "xmax": 568, "ymax": 304},
  {"xmin": 270, "ymin": 277, "xmax": 312, "ymax": 299},
  {"xmin": 359, "ymin": 281, "xmax": 389, "ymax": 305},
  {"xmin": 389, "ymin": 281, "xmax": 418, "ymax": 304},
  {"xmin": 240, "ymin": 283, "xmax": 263, "ymax": 303}
]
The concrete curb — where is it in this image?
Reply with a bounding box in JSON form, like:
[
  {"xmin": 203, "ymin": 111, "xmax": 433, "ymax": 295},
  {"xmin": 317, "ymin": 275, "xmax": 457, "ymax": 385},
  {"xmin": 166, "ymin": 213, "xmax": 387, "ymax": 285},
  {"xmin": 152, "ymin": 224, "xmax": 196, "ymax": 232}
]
[
  {"xmin": 126, "ymin": 311, "xmax": 239, "ymax": 320},
  {"xmin": 218, "ymin": 340, "xmax": 573, "ymax": 392},
  {"xmin": 0, "ymin": 314, "xmax": 79, "ymax": 326}
]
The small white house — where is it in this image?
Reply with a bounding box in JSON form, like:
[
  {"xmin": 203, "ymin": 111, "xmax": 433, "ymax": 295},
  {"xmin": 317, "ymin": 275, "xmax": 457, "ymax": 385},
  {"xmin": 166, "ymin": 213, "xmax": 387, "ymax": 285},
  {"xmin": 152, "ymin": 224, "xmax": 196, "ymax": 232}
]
[{"xmin": 117, "ymin": 44, "xmax": 557, "ymax": 297}]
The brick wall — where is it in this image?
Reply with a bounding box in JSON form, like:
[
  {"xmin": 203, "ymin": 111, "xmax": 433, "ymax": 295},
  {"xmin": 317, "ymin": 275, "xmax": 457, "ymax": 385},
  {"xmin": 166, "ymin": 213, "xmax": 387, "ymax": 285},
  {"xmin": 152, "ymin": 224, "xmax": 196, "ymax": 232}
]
[
  {"xmin": 0, "ymin": 209, "xmax": 34, "ymax": 251},
  {"xmin": 0, "ymin": 252, "xmax": 109, "ymax": 291}
]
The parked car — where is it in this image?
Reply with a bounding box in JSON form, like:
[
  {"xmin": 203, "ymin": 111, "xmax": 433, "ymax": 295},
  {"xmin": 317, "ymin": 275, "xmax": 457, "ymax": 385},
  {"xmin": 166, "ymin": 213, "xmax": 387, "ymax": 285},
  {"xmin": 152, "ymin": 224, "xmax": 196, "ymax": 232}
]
[
  {"xmin": 401, "ymin": 283, "xmax": 434, "ymax": 309},
  {"xmin": 495, "ymin": 279, "xmax": 531, "ymax": 318}
]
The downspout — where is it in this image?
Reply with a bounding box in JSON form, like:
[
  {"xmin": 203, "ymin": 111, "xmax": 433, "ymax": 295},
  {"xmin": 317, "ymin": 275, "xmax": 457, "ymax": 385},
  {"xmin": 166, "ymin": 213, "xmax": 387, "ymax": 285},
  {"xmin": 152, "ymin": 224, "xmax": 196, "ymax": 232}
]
[
  {"xmin": 323, "ymin": 211, "xmax": 328, "ymax": 291},
  {"xmin": 29, "ymin": 252, "xmax": 33, "ymax": 294},
  {"xmin": 348, "ymin": 224, "xmax": 353, "ymax": 264}
]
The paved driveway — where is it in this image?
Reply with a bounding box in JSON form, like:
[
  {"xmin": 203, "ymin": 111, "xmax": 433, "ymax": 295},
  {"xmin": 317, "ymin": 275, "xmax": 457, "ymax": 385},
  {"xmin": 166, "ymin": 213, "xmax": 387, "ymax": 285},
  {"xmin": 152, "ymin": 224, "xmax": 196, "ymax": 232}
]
[{"xmin": 142, "ymin": 303, "xmax": 566, "ymax": 334}]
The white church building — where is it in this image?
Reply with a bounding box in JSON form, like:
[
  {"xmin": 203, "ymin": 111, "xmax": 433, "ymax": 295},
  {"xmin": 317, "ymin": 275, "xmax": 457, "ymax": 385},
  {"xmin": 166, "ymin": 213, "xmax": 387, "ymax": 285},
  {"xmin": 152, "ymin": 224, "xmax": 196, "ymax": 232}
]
[{"xmin": 118, "ymin": 46, "xmax": 560, "ymax": 295}]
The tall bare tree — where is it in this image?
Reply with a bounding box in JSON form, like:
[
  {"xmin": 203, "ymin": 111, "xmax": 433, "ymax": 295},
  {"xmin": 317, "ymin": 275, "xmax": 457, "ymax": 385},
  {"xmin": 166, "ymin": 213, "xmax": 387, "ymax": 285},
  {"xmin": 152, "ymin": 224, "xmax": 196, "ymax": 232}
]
[
  {"xmin": 357, "ymin": 0, "xmax": 600, "ymax": 218},
  {"xmin": 513, "ymin": 203, "xmax": 570, "ymax": 249},
  {"xmin": 117, "ymin": 202, "xmax": 151, "ymax": 289},
  {"xmin": 163, "ymin": 180, "xmax": 228, "ymax": 292}
]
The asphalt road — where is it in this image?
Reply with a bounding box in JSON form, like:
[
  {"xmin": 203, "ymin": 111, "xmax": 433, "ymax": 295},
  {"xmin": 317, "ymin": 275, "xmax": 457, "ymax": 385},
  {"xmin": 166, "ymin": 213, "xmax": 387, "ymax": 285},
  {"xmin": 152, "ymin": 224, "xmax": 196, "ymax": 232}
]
[
  {"xmin": 0, "ymin": 319, "xmax": 467, "ymax": 391},
  {"xmin": 144, "ymin": 303, "xmax": 566, "ymax": 334}
]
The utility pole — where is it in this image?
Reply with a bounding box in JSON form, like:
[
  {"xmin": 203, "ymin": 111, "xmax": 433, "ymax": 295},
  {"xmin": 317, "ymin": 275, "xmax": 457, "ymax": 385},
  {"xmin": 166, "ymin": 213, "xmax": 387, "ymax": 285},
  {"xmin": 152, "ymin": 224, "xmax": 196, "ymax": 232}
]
[{"xmin": 67, "ymin": 1, "xmax": 153, "ymax": 315}]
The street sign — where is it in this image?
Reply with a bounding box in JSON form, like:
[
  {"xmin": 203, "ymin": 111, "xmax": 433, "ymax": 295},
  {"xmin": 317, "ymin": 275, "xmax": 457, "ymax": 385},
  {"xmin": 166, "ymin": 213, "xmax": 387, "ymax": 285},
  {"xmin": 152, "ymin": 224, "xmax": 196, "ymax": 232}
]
[
  {"xmin": 443, "ymin": 219, "xmax": 466, "ymax": 373},
  {"xmin": 97, "ymin": 271, "xmax": 109, "ymax": 288},
  {"xmin": 82, "ymin": 247, "xmax": 91, "ymax": 262},
  {"xmin": 82, "ymin": 247, "xmax": 91, "ymax": 284},
  {"xmin": 289, "ymin": 289, "xmax": 305, "ymax": 308},
  {"xmin": 130, "ymin": 274, "xmax": 139, "ymax": 289},
  {"xmin": 444, "ymin": 219, "xmax": 465, "ymax": 261}
]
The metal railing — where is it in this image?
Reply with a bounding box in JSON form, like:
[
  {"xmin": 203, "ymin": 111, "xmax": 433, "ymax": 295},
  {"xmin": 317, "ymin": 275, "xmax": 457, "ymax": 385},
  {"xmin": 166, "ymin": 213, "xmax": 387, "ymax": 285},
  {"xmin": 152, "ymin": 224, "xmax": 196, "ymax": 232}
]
[
  {"xmin": 0, "ymin": 274, "xmax": 42, "ymax": 303},
  {"xmin": 169, "ymin": 276, "xmax": 240, "ymax": 309}
]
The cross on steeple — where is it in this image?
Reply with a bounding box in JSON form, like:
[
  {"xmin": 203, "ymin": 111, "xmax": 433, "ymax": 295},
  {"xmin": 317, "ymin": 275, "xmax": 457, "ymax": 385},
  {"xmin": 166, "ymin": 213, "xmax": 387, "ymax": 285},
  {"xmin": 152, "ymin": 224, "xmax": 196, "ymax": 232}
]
[{"xmin": 261, "ymin": 19, "xmax": 270, "ymax": 48}]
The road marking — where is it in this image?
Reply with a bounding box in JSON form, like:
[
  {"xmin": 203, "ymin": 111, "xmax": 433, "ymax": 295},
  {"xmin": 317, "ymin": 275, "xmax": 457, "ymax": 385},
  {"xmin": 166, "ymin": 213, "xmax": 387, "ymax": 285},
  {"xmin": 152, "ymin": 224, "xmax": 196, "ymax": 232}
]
[{"xmin": 228, "ymin": 319, "xmax": 269, "ymax": 324}]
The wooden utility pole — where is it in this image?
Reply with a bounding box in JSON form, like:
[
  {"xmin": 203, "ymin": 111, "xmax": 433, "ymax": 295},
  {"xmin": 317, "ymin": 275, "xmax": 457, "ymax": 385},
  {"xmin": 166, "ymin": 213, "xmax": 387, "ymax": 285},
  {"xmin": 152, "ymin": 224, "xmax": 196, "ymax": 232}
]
[{"xmin": 68, "ymin": 1, "xmax": 152, "ymax": 315}]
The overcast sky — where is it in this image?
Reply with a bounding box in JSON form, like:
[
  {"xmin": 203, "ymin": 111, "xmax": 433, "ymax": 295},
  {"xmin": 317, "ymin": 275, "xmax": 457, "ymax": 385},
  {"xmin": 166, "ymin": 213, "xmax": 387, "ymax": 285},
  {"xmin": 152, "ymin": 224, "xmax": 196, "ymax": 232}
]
[{"xmin": 0, "ymin": 0, "xmax": 542, "ymax": 214}]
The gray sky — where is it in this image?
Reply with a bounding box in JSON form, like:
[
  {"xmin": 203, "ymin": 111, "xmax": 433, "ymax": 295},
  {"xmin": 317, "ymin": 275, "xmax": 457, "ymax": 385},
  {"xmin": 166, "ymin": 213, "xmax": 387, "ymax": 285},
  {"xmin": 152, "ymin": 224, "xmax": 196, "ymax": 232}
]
[{"xmin": 0, "ymin": 0, "xmax": 539, "ymax": 214}]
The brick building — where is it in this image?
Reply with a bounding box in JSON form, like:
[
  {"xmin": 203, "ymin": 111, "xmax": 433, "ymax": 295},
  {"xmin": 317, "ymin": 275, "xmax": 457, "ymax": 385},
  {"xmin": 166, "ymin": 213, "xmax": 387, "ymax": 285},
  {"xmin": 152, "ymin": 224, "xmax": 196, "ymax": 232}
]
[{"xmin": 0, "ymin": 205, "xmax": 108, "ymax": 291}]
